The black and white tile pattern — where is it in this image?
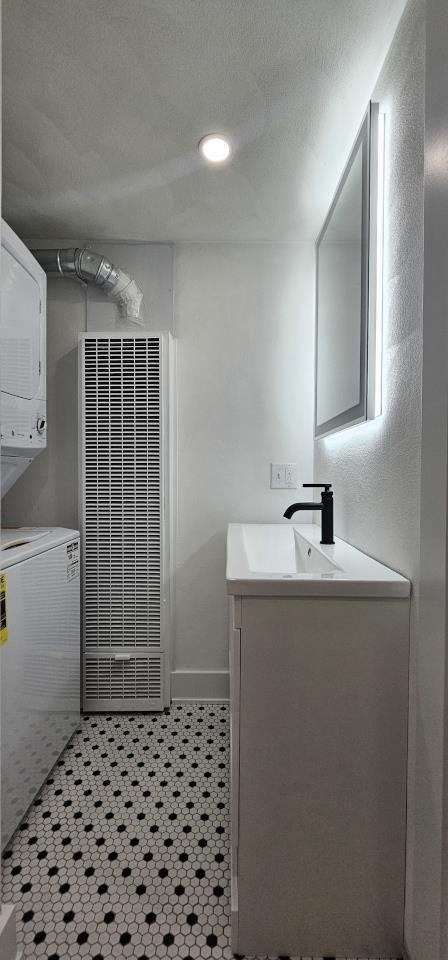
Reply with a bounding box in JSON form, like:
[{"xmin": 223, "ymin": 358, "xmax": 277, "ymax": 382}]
[
  {"xmin": 3, "ymin": 704, "xmax": 234, "ymax": 960},
  {"xmin": 2, "ymin": 703, "xmax": 393, "ymax": 960}
]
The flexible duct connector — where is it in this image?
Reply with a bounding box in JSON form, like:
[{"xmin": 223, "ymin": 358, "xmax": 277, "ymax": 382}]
[{"xmin": 32, "ymin": 247, "xmax": 145, "ymax": 325}]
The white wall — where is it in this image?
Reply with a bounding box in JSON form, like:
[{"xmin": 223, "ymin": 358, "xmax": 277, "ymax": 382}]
[
  {"xmin": 3, "ymin": 239, "xmax": 315, "ymax": 700},
  {"xmin": 173, "ymin": 243, "xmax": 315, "ymax": 698},
  {"xmin": 85, "ymin": 241, "xmax": 173, "ymax": 333},
  {"xmin": 0, "ymin": 4, "xmax": 22, "ymax": 951},
  {"xmin": 314, "ymin": 3, "xmax": 448, "ymax": 957},
  {"xmin": 314, "ymin": 0, "xmax": 425, "ymax": 584},
  {"xmin": 2, "ymin": 242, "xmax": 173, "ymax": 527},
  {"xmin": 407, "ymin": 1, "xmax": 448, "ymax": 957}
]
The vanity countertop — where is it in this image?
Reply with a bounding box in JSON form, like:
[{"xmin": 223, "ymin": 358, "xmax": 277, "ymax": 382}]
[{"xmin": 226, "ymin": 522, "xmax": 410, "ymax": 598}]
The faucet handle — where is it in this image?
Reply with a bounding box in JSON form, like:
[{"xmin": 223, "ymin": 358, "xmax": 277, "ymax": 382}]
[{"xmin": 303, "ymin": 482, "xmax": 332, "ymax": 492}]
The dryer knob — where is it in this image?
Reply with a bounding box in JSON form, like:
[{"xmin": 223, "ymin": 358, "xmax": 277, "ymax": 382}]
[{"xmin": 37, "ymin": 417, "xmax": 46, "ymax": 435}]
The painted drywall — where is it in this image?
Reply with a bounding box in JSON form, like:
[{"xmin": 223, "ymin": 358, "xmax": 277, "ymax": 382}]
[
  {"xmin": 84, "ymin": 241, "xmax": 173, "ymax": 333},
  {"xmin": 406, "ymin": 1, "xmax": 448, "ymax": 957},
  {"xmin": 3, "ymin": 240, "xmax": 315, "ymax": 702},
  {"xmin": 0, "ymin": 1, "xmax": 13, "ymax": 946},
  {"xmin": 2, "ymin": 241, "xmax": 173, "ymax": 528},
  {"xmin": 314, "ymin": 0, "xmax": 424, "ymax": 580},
  {"xmin": 173, "ymin": 243, "xmax": 315, "ymax": 697},
  {"xmin": 314, "ymin": 0, "xmax": 430, "ymax": 954}
]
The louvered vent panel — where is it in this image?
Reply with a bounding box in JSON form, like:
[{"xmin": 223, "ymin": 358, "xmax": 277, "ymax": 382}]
[
  {"xmin": 84, "ymin": 655, "xmax": 162, "ymax": 711},
  {"xmin": 83, "ymin": 337, "xmax": 161, "ymax": 650},
  {"xmin": 81, "ymin": 335, "xmax": 168, "ymax": 713}
]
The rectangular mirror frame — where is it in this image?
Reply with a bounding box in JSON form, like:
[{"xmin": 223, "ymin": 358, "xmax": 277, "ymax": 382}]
[{"xmin": 314, "ymin": 102, "xmax": 379, "ymax": 439}]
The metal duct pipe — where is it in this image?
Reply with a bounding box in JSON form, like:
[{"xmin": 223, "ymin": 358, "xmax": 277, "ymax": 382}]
[{"xmin": 31, "ymin": 247, "xmax": 145, "ymax": 325}]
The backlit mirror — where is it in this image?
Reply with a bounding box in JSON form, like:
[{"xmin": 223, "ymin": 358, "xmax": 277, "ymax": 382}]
[{"xmin": 315, "ymin": 103, "xmax": 382, "ymax": 438}]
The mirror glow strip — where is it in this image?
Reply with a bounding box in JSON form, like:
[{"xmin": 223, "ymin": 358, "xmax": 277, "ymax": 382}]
[{"xmin": 374, "ymin": 112, "xmax": 385, "ymax": 418}]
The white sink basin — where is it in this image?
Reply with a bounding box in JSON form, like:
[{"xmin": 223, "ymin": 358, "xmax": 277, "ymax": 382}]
[{"xmin": 226, "ymin": 523, "xmax": 410, "ymax": 597}]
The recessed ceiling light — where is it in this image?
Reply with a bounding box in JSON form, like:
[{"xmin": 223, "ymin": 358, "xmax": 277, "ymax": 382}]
[{"xmin": 199, "ymin": 134, "xmax": 231, "ymax": 164}]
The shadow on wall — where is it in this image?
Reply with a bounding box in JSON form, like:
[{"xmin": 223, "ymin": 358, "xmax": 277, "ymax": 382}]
[
  {"xmin": 2, "ymin": 345, "xmax": 79, "ymax": 530},
  {"xmin": 54, "ymin": 345, "xmax": 79, "ymax": 527},
  {"xmin": 175, "ymin": 531, "xmax": 228, "ymax": 674}
]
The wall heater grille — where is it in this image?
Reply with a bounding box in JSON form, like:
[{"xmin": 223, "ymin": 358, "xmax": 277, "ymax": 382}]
[
  {"xmin": 80, "ymin": 335, "xmax": 169, "ymax": 711},
  {"xmin": 84, "ymin": 655, "xmax": 163, "ymax": 710}
]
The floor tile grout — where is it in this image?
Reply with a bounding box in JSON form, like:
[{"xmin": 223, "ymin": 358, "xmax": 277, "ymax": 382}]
[{"xmin": 2, "ymin": 703, "xmax": 399, "ymax": 960}]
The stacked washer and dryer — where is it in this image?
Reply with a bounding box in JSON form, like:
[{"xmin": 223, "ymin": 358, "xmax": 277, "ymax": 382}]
[{"xmin": 0, "ymin": 222, "xmax": 80, "ymax": 848}]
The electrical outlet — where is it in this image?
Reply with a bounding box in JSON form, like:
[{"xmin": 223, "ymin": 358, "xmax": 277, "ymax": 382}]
[{"xmin": 270, "ymin": 462, "xmax": 298, "ymax": 489}]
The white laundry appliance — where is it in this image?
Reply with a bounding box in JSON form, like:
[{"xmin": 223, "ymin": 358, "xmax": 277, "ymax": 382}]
[
  {"xmin": 0, "ymin": 527, "xmax": 80, "ymax": 848},
  {"xmin": 1, "ymin": 220, "xmax": 47, "ymax": 497}
]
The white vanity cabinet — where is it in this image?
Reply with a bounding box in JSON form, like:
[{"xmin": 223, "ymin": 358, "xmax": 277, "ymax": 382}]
[{"xmin": 228, "ymin": 524, "xmax": 410, "ymax": 960}]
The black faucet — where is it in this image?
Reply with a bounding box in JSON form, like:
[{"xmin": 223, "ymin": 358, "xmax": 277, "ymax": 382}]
[{"xmin": 283, "ymin": 483, "xmax": 334, "ymax": 545}]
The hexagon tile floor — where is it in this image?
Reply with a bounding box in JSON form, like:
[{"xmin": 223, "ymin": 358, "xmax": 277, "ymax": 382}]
[{"xmin": 2, "ymin": 702, "xmax": 396, "ymax": 960}]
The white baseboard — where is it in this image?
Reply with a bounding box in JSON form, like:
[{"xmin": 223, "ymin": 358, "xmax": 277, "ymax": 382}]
[
  {"xmin": 171, "ymin": 670, "xmax": 229, "ymax": 701},
  {"xmin": 0, "ymin": 904, "xmax": 21, "ymax": 960}
]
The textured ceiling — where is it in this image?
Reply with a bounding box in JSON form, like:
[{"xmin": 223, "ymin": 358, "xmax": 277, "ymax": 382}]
[{"xmin": 3, "ymin": 0, "xmax": 406, "ymax": 242}]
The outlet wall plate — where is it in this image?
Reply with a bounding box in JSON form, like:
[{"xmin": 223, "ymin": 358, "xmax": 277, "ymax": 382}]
[
  {"xmin": 270, "ymin": 463, "xmax": 298, "ymax": 489},
  {"xmin": 284, "ymin": 463, "xmax": 298, "ymax": 488}
]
